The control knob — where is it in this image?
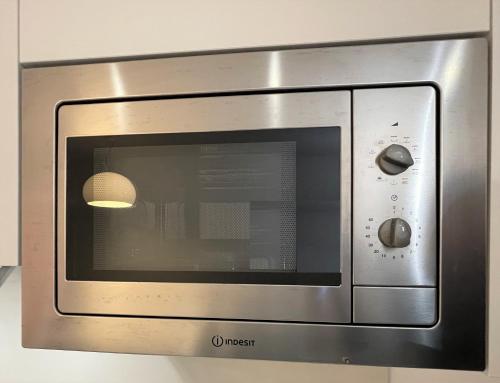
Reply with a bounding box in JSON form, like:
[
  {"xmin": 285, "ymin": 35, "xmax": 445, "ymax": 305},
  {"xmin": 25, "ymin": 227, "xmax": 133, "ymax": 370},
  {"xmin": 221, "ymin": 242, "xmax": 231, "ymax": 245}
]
[
  {"xmin": 378, "ymin": 218, "xmax": 412, "ymax": 248},
  {"xmin": 377, "ymin": 144, "xmax": 414, "ymax": 175}
]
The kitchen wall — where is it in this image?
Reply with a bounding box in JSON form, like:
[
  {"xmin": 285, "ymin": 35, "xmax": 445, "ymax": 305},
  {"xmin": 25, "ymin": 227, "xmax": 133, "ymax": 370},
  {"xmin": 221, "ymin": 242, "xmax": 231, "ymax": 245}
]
[
  {"xmin": 0, "ymin": 0, "xmax": 18, "ymax": 267},
  {"xmin": 20, "ymin": 0, "xmax": 490, "ymax": 63},
  {"xmin": 1, "ymin": 0, "xmax": 498, "ymax": 382}
]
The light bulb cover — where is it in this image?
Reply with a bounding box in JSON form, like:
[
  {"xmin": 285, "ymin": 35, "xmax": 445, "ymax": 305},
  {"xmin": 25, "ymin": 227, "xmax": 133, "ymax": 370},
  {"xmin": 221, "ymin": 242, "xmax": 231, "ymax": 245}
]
[{"xmin": 82, "ymin": 172, "xmax": 136, "ymax": 208}]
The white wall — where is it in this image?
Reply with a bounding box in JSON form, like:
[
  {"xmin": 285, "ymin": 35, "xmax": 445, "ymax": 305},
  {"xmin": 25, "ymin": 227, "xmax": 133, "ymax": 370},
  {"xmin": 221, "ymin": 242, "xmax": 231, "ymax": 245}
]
[
  {"xmin": 488, "ymin": 0, "xmax": 500, "ymax": 378},
  {"xmin": 1, "ymin": 0, "xmax": 497, "ymax": 382},
  {"xmin": 390, "ymin": 368, "xmax": 500, "ymax": 383},
  {"xmin": 20, "ymin": 0, "xmax": 490, "ymax": 63},
  {"xmin": 0, "ymin": 0, "xmax": 18, "ymax": 266}
]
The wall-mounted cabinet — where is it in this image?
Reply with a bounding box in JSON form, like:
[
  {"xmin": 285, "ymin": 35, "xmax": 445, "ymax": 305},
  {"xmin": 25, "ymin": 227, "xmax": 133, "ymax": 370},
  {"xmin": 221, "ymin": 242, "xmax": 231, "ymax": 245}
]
[
  {"xmin": 19, "ymin": 0, "xmax": 490, "ymax": 63},
  {"xmin": 0, "ymin": 0, "xmax": 19, "ymax": 267}
]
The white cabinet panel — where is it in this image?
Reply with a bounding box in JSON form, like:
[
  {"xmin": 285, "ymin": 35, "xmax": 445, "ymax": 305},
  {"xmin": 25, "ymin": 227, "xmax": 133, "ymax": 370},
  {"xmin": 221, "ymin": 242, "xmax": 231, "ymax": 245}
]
[
  {"xmin": 391, "ymin": 369, "xmax": 500, "ymax": 383},
  {"xmin": 489, "ymin": 0, "xmax": 500, "ymax": 378},
  {"xmin": 0, "ymin": 0, "xmax": 19, "ymax": 266},
  {"xmin": 20, "ymin": 0, "xmax": 490, "ymax": 63}
]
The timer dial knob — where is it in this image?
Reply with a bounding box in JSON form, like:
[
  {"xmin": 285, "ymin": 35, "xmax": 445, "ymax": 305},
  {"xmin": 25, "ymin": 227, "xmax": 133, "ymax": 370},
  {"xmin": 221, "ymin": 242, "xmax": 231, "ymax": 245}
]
[
  {"xmin": 377, "ymin": 144, "xmax": 414, "ymax": 175},
  {"xmin": 378, "ymin": 218, "xmax": 412, "ymax": 248}
]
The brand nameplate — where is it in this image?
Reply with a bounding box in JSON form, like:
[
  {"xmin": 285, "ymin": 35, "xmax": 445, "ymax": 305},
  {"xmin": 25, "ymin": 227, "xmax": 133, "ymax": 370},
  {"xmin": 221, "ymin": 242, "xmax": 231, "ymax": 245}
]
[{"xmin": 211, "ymin": 335, "xmax": 255, "ymax": 348}]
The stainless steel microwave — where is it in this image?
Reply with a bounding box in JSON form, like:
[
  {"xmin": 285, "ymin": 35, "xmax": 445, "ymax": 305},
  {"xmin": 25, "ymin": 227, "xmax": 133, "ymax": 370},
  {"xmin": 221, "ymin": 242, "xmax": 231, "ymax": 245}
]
[{"xmin": 21, "ymin": 38, "xmax": 487, "ymax": 370}]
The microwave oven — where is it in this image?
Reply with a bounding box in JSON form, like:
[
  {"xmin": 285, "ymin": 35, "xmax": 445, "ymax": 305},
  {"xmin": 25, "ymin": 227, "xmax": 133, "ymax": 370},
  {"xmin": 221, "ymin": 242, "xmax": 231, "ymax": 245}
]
[{"xmin": 21, "ymin": 38, "xmax": 487, "ymax": 370}]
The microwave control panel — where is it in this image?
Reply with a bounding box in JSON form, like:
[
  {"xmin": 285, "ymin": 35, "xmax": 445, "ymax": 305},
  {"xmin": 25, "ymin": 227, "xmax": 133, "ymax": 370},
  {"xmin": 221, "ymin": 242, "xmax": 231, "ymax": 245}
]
[{"xmin": 352, "ymin": 86, "xmax": 437, "ymax": 325}]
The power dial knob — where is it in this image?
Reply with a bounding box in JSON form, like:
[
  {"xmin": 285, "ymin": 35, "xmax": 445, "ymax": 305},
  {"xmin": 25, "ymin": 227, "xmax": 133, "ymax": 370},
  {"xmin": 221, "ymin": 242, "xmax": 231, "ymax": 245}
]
[
  {"xmin": 377, "ymin": 144, "xmax": 414, "ymax": 175},
  {"xmin": 378, "ymin": 218, "xmax": 412, "ymax": 248}
]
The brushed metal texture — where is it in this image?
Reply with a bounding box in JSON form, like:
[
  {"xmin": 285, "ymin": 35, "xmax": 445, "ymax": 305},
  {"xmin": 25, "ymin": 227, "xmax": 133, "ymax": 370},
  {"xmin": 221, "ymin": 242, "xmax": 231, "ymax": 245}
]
[
  {"xmin": 22, "ymin": 38, "xmax": 487, "ymax": 370},
  {"xmin": 353, "ymin": 287, "xmax": 436, "ymax": 325},
  {"xmin": 353, "ymin": 87, "xmax": 437, "ymax": 287}
]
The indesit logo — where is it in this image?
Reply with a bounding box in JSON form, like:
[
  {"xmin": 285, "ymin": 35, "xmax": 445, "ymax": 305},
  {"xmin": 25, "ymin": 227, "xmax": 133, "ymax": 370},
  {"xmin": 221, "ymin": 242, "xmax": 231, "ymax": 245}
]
[
  {"xmin": 211, "ymin": 335, "xmax": 255, "ymax": 348},
  {"xmin": 212, "ymin": 335, "xmax": 224, "ymax": 347}
]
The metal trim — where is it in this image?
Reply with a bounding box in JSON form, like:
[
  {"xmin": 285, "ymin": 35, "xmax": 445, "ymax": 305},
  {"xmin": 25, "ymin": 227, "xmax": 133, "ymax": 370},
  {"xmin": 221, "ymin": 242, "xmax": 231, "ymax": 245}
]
[
  {"xmin": 22, "ymin": 38, "xmax": 487, "ymax": 369},
  {"xmin": 56, "ymin": 91, "xmax": 352, "ymax": 323},
  {"xmin": 353, "ymin": 287, "xmax": 437, "ymax": 325}
]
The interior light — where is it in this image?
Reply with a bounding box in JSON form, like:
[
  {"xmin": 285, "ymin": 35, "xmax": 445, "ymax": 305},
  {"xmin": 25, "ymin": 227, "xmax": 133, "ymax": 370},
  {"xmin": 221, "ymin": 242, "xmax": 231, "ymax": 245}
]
[{"xmin": 82, "ymin": 171, "xmax": 136, "ymax": 209}]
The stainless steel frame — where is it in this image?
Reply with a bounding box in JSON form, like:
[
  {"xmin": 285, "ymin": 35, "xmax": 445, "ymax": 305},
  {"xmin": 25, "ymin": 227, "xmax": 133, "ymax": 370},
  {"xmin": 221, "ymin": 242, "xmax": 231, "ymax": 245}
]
[
  {"xmin": 22, "ymin": 38, "xmax": 487, "ymax": 370},
  {"xmin": 57, "ymin": 91, "xmax": 352, "ymax": 323}
]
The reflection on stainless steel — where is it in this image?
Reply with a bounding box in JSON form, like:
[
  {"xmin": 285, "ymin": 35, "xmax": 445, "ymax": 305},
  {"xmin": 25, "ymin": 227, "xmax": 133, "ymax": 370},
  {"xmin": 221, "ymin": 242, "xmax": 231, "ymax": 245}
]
[
  {"xmin": 268, "ymin": 51, "xmax": 282, "ymax": 88},
  {"xmin": 109, "ymin": 63, "xmax": 127, "ymax": 129},
  {"xmin": 0, "ymin": 266, "xmax": 13, "ymax": 288},
  {"xmin": 353, "ymin": 287, "xmax": 436, "ymax": 325},
  {"xmin": 22, "ymin": 38, "xmax": 487, "ymax": 370}
]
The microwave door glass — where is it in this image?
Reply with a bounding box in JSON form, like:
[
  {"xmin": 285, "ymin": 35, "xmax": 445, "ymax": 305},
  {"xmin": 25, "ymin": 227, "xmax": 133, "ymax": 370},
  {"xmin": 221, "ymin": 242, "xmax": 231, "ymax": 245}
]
[{"xmin": 65, "ymin": 127, "xmax": 341, "ymax": 285}]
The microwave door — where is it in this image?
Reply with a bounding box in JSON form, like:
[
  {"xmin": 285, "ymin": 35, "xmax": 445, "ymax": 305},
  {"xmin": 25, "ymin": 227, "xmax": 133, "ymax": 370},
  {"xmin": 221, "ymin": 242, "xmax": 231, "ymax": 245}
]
[{"xmin": 57, "ymin": 91, "xmax": 351, "ymax": 323}]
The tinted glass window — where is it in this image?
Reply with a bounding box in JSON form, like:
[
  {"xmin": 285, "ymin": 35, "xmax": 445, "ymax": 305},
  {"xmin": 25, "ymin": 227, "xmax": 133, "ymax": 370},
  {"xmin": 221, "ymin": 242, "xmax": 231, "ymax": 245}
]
[{"xmin": 65, "ymin": 127, "xmax": 341, "ymax": 285}]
